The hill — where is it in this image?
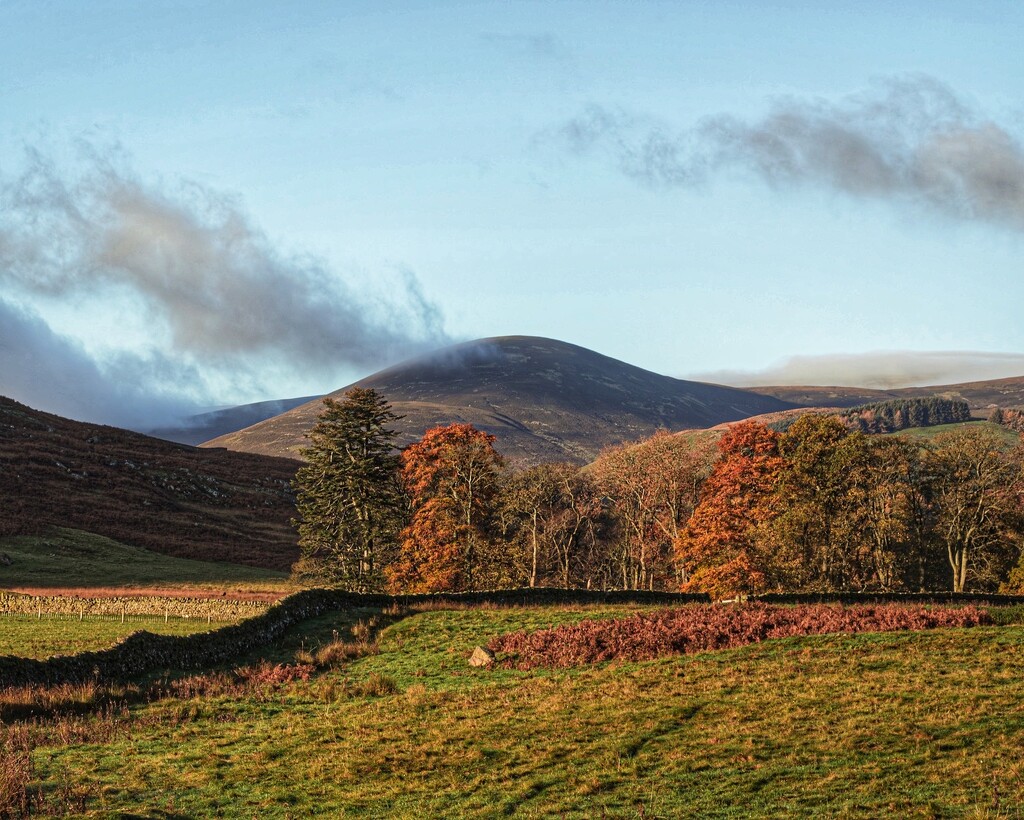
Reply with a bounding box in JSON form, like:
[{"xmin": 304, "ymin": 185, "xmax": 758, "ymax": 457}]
[
  {"xmin": 202, "ymin": 336, "xmax": 797, "ymax": 465},
  {"xmin": 145, "ymin": 395, "xmax": 319, "ymax": 446},
  {"xmin": 749, "ymin": 374, "xmax": 1024, "ymax": 412},
  {"xmin": 894, "ymin": 420, "xmax": 1022, "ymax": 448},
  {"xmin": 0, "ymin": 395, "xmax": 301, "ymax": 571}
]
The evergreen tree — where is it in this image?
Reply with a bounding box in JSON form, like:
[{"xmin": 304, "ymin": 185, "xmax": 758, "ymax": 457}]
[{"xmin": 291, "ymin": 389, "xmax": 405, "ymax": 591}]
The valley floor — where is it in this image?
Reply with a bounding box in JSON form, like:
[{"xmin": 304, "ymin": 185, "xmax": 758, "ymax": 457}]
[{"xmin": 5, "ymin": 604, "xmax": 1024, "ymax": 817}]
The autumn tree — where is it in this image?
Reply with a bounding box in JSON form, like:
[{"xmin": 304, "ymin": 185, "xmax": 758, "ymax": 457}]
[
  {"xmin": 675, "ymin": 421, "xmax": 785, "ymax": 599},
  {"xmin": 924, "ymin": 427, "xmax": 1024, "ymax": 592},
  {"xmin": 770, "ymin": 415, "xmax": 873, "ymax": 590},
  {"xmin": 860, "ymin": 437, "xmax": 935, "ymax": 591},
  {"xmin": 498, "ymin": 462, "xmax": 604, "ymax": 588},
  {"xmin": 386, "ymin": 423, "xmax": 505, "ymax": 593},
  {"xmin": 291, "ymin": 389, "xmax": 405, "ymax": 591},
  {"xmin": 592, "ymin": 430, "xmax": 716, "ymax": 591}
]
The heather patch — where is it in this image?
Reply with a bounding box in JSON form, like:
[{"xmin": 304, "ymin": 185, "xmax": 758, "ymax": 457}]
[{"xmin": 489, "ymin": 603, "xmax": 991, "ymax": 669}]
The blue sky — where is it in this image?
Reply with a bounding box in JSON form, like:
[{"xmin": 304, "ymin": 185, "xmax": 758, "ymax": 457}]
[{"xmin": 2, "ymin": 1, "xmax": 1023, "ymax": 426}]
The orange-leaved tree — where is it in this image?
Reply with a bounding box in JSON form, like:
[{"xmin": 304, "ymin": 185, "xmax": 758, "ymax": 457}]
[
  {"xmin": 674, "ymin": 420, "xmax": 784, "ymax": 599},
  {"xmin": 386, "ymin": 423, "xmax": 505, "ymax": 593}
]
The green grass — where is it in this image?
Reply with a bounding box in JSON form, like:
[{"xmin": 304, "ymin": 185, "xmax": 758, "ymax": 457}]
[
  {"xmin": 0, "ymin": 614, "xmax": 232, "ymax": 659},
  {"xmin": 12, "ymin": 604, "xmax": 1024, "ymax": 817},
  {"xmin": 0, "ymin": 528, "xmax": 291, "ymax": 591},
  {"xmin": 894, "ymin": 420, "xmax": 1021, "ymax": 448}
]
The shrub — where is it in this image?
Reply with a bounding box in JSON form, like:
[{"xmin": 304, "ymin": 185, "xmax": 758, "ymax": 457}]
[{"xmin": 314, "ymin": 640, "xmax": 377, "ymax": 669}]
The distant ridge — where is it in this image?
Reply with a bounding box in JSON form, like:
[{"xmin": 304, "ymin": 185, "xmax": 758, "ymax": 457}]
[
  {"xmin": 147, "ymin": 395, "xmax": 320, "ymax": 445},
  {"xmin": 748, "ymin": 374, "xmax": 1024, "ymax": 413},
  {"xmin": 202, "ymin": 336, "xmax": 797, "ymax": 465}
]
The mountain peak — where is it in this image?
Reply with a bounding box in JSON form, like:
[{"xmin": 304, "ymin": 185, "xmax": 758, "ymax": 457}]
[{"xmin": 202, "ymin": 336, "xmax": 795, "ymax": 465}]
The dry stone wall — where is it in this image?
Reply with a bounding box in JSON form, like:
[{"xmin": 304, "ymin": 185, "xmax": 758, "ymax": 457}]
[{"xmin": 4, "ymin": 587, "xmax": 1016, "ymax": 689}]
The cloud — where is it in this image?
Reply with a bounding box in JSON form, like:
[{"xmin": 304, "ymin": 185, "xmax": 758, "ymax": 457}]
[
  {"xmin": 692, "ymin": 350, "xmax": 1024, "ymax": 389},
  {"xmin": 552, "ymin": 76, "xmax": 1024, "ymax": 231},
  {"xmin": 0, "ymin": 298, "xmax": 206, "ymax": 429},
  {"xmin": 0, "ymin": 144, "xmax": 452, "ymax": 427}
]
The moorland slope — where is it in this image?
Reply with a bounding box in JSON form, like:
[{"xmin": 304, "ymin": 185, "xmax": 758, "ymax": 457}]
[
  {"xmin": 0, "ymin": 396, "xmax": 300, "ymax": 570},
  {"xmin": 146, "ymin": 395, "xmax": 318, "ymax": 446}
]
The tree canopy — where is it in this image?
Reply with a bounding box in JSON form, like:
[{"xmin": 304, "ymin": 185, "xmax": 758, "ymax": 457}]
[
  {"xmin": 292, "ymin": 389, "xmax": 405, "ymax": 591},
  {"xmin": 386, "ymin": 423, "xmax": 505, "ymax": 593}
]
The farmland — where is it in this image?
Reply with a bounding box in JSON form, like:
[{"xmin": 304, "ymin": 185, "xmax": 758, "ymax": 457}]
[
  {"xmin": 0, "ymin": 615, "xmax": 234, "ymax": 660},
  {"xmin": 0, "ymin": 528, "xmax": 292, "ymax": 593},
  {"xmin": 4, "ymin": 598, "xmax": 1024, "ymax": 817}
]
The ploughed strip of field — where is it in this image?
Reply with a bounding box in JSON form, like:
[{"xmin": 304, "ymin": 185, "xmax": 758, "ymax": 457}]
[
  {"xmin": 7, "ymin": 586, "xmax": 287, "ymax": 602},
  {"xmin": 489, "ymin": 603, "xmax": 991, "ymax": 669}
]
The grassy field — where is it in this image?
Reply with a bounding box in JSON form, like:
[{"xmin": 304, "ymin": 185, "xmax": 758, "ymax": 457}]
[
  {"xmin": 0, "ymin": 614, "xmax": 233, "ymax": 660},
  {"xmin": 0, "ymin": 528, "xmax": 292, "ymax": 593},
  {"xmin": 6, "ymin": 602, "xmax": 1024, "ymax": 817},
  {"xmin": 894, "ymin": 419, "xmax": 1021, "ymax": 447}
]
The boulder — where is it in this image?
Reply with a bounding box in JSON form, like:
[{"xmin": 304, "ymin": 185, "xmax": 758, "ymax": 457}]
[{"xmin": 468, "ymin": 645, "xmax": 495, "ymax": 668}]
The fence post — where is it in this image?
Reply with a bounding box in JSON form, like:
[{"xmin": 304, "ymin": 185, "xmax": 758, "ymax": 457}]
[
  {"xmin": 121, "ymin": 605, "xmax": 125, "ymax": 624},
  {"xmin": 37, "ymin": 600, "xmax": 41, "ymax": 620}
]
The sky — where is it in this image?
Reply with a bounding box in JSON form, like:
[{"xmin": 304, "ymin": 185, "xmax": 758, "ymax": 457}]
[{"xmin": 2, "ymin": 0, "xmax": 1023, "ymax": 428}]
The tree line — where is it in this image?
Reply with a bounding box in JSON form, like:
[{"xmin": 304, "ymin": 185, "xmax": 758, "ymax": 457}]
[
  {"xmin": 989, "ymin": 407, "xmax": 1024, "ymax": 434},
  {"xmin": 292, "ymin": 389, "xmax": 1024, "ymax": 598},
  {"xmin": 840, "ymin": 397, "xmax": 972, "ymax": 434}
]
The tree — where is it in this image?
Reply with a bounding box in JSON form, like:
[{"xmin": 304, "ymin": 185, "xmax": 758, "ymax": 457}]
[
  {"xmin": 386, "ymin": 423, "xmax": 505, "ymax": 593},
  {"xmin": 498, "ymin": 462, "xmax": 604, "ymax": 588},
  {"xmin": 860, "ymin": 437, "xmax": 934, "ymax": 591},
  {"xmin": 591, "ymin": 430, "xmax": 716, "ymax": 591},
  {"xmin": 291, "ymin": 389, "xmax": 405, "ymax": 591},
  {"xmin": 675, "ymin": 421, "xmax": 785, "ymax": 599},
  {"xmin": 924, "ymin": 428, "xmax": 1024, "ymax": 592},
  {"xmin": 771, "ymin": 415, "xmax": 872, "ymax": 591}
]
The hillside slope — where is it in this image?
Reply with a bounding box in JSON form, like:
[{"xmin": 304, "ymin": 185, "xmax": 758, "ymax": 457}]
[
  {"xmin": 203, "ymin": 336, "xmax": 797, "ymax": 465},
  {"xmin": 0, "ymin": 396, "xmax": 300, "ymax": 570},
  {"xmin": 749, "ymin": 375, "xmax": 1024, "ymax": 412}
]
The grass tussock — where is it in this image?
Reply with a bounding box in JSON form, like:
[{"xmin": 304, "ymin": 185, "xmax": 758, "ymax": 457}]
[{"xmin": 294, "ymin": 617, "xmax": 385, "ymax": 669}]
